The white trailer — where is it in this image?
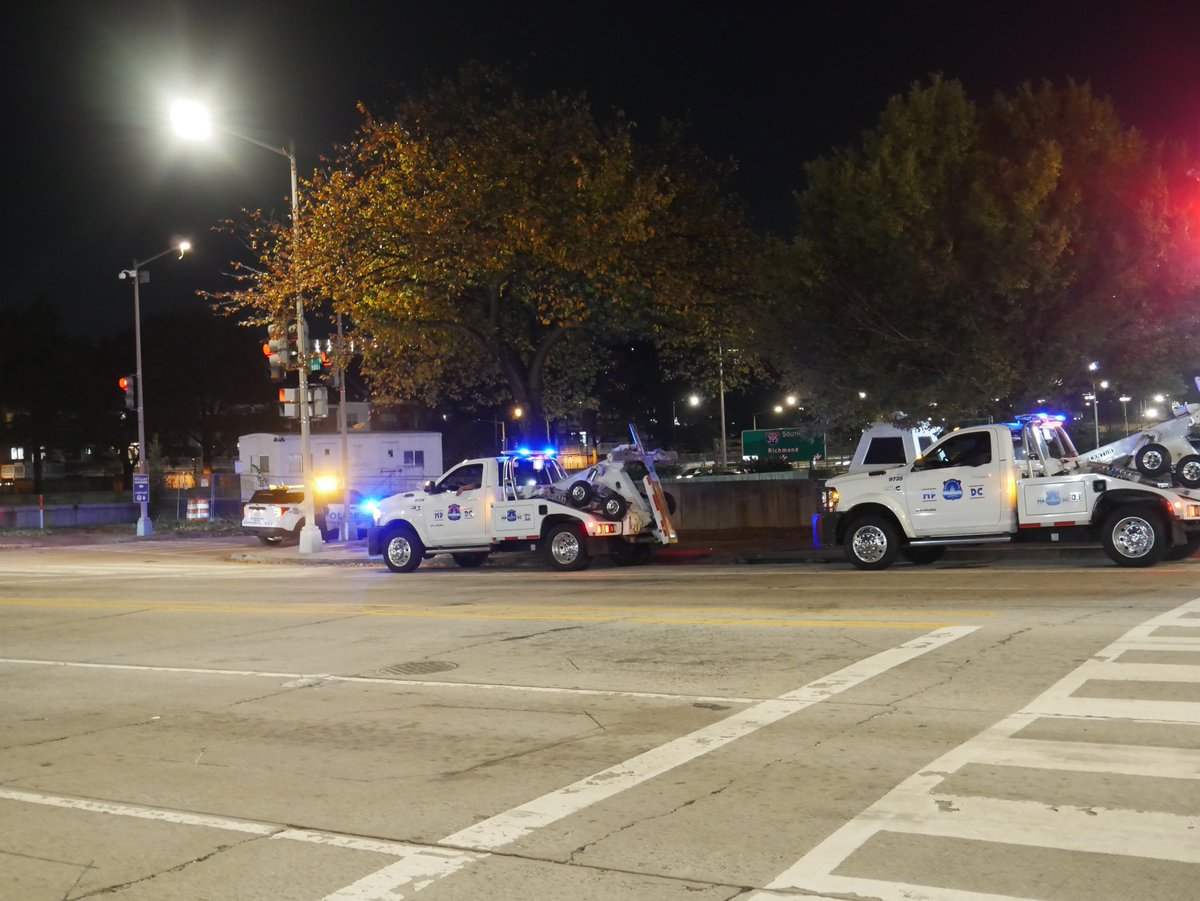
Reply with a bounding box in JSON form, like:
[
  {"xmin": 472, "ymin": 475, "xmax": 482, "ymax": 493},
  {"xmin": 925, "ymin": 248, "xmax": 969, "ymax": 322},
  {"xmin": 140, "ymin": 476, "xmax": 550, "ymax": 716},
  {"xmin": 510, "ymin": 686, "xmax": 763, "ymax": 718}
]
[{"xmin": 236, "ymin": 432, "xmax": 443, "ymax": 503}]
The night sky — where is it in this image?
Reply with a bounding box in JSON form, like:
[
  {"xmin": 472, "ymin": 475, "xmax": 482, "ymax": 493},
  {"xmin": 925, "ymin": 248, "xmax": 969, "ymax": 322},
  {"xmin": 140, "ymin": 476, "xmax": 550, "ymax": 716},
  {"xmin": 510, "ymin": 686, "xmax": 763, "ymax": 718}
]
[{"xmin": 8, "ymin": 0, "xmax": 1200, "ymax": 338}]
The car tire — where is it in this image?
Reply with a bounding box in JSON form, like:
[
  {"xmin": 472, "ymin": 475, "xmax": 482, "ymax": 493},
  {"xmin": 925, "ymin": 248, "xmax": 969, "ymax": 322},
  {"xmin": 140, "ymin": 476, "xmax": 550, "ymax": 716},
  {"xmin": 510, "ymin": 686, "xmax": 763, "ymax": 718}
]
[
  {"xmin": 663, "ymin": 491, "xmax": 677, "ymax": 515},
  {"xmin": 600, "ymin": 494, "xmax": 628, "ymax": 521},
  {"xmin": 544, "ymin": 523, "xmax": 590, "ymax": 571},
  {"xmin": 1101, "ymin": 507, "xmax": 1167, "ymax": 567},
  {"xmin": 610, "ymin": 541, "xmax": 655, "ymax": 566},
  {"xmin": 844, "ymin": 513, "xmax": 900, "ymax": 570},
  {"xmin": 1134, "ymin": 443, "xmax": 1172, "ymax": 478},
  {"xmin": 382, "ymin": 524, "xmax": 425, "ymax": 573},
  {"xmin": 567, "ymin": 481, "xmax": 594, "ymax": 508},
  {"xmin": 1165, "ymin": 533, "xmax": 1200, "ymax": 561},
  {"xmin": 1173, "ymin": 454, "xmax": 1200, "ymax": 489},
  {"xmin": 452, "ymin": 552, "xmax": 488, "ymax": 568},
  {"xmin": 900, "ymin": 545, "xmax": 946, "ymax": 565}
]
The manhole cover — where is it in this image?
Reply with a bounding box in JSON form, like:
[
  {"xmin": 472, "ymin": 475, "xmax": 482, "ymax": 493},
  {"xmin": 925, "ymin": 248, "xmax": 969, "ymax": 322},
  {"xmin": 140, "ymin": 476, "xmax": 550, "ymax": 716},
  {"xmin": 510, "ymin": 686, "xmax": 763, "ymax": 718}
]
[{"xmin": 380, "ymin": 661, "xmax": 459, "ymax": 676}]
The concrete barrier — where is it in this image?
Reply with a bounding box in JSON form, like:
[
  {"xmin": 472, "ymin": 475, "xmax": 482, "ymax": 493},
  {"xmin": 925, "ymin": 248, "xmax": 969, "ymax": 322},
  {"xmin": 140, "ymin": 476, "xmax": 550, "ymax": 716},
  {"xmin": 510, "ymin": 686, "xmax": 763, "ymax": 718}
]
[
  {"xmin": 0, "ymin": 502, "xmax": 138, "ymax": 530},
  {"xmin": 667, "ymin": 473, "xmax": 823, "ymax": 530}
]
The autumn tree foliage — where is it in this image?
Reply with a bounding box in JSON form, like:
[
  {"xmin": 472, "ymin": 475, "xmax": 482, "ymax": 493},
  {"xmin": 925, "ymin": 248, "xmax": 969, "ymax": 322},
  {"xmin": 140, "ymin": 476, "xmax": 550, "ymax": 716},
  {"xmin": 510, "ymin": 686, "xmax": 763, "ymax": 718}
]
[
  {"xmin": 211, "ymin": 66, "xmax": 763, "ymax": 432},
  {"xmin": 782, "ymin": 77, "xmax": 1200, "ymax": 427}
]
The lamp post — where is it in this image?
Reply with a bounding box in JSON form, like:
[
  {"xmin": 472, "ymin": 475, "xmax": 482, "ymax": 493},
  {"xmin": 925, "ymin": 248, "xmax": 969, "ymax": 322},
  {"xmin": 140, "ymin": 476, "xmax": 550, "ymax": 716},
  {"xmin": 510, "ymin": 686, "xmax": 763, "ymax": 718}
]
[
  {"xmin": 1118, "ymin": 394, "xmax": 1131, "ymax": 436},
  {"xmin": 172, "ymin": 101, "xmax": 322, "ymax": 553},
  {"xmin": 118, "ymin": 241, "xmax": 191, "ymax": 537},
  {"xmin": 1087, "ymin": 361, "xmax": 1102, "ymax": 449}
]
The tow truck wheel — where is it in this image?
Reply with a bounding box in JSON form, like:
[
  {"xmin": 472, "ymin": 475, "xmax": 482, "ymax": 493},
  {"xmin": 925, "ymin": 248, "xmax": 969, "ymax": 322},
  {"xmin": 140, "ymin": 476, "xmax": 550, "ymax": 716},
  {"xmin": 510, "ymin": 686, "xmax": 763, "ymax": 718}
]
[
  {"xmin": 1165, "ymin": 533, "xmax": 1200, "ymax": 561},
  {"xmin": 1174, "ymin": 454, "xmax": 1200, "ymax": 489},
  {"xmin": 1101, "ymin": 508, "xmax": 1167, "ymax": 567},
  {"xmin": 610, "ymin": 541, "xmax": 655, "ymax": 566},
  {"xmin": 1134, "ymin": 443, "xmax": 1172, "ymax": 477},
  {"xmin": 452, "ymin": 552, "xmax": 488, "ymax": 568},
  {"xmin": 567, "ymin": 481, "xmax": 594, "ymax": 507},
  {"xmin": 900, "ymin": 546, "xmax": 946, "ymax": 565},
  {"xmin": 383, "ymin": 524, "xmax": 424, "ymax": 573},
  {"xmin": 545, "ymin": 523, "xmax": 590, "ymax": 571},
  {"xmin": 845, "ymin": 514, "xmax": 899, "ymax": 570},
  {"xmin": 601, "ymin": 495, "xmax": 628, "ymax": 520}
]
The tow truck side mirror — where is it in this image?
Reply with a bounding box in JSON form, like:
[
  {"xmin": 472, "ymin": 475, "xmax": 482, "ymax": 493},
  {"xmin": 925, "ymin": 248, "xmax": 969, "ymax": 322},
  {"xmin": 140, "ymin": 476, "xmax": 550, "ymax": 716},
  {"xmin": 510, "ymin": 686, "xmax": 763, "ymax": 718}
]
[{"xmin": 423, "ymin": 479, "xmax": 439, "ymax": 493}]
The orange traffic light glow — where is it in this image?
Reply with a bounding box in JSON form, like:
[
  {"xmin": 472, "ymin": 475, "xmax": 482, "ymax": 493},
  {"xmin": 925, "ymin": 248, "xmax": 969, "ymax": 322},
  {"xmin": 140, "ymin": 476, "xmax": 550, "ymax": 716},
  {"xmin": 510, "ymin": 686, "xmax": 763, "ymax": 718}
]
[{"xmin": 118, "ymin": 376, "xmax": 130, "ymax": 390}]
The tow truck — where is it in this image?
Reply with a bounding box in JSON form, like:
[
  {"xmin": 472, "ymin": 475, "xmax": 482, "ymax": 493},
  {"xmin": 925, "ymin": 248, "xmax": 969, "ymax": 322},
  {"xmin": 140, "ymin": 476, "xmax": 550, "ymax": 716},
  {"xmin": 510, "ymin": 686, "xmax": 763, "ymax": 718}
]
[
  {"xmin": 367, "ymin": 426, "xmax": 677, "ymax": 572},
  {"xmin": 816, "ymin": 413, "xmax": 1200, "ymax": 569}
]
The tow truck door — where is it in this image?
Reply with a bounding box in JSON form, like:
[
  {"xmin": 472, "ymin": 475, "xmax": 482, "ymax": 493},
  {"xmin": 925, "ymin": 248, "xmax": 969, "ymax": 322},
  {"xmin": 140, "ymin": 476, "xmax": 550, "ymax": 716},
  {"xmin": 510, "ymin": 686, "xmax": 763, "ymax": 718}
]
[
  {"xmin": 424, "ymin": 461, "xmax": 487, "ymax": 545},
  {"xmin": 493, "ymin": 456, "xmax": 548, "ymax": 539},
  {"xmin": 904, "ymin": 428, "xmax": 1007, "ymax": 536}
]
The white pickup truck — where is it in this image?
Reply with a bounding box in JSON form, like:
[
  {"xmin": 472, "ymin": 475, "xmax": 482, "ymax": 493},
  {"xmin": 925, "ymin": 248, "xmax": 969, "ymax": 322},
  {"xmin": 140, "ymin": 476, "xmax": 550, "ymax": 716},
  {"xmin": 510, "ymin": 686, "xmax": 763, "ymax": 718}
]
[
  {"xmin": 816, "ymin": 415, "xmax": 1200, "ymax": 568},
  {"xmin": 367, "ymin": 436, "xmax": 677, "ymax": 573}
]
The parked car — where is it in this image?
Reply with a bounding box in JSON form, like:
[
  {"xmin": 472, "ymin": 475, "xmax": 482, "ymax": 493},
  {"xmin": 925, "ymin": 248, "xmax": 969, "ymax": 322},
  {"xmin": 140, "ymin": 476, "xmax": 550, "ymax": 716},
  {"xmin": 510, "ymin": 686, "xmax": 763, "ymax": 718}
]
[
  {"xmin": 241, "ymin": 486, "xmax": 322, "ymax": 545},
  {"xmin": 321, "ymin": 488, "xmax": 378, "ymax": 540}
]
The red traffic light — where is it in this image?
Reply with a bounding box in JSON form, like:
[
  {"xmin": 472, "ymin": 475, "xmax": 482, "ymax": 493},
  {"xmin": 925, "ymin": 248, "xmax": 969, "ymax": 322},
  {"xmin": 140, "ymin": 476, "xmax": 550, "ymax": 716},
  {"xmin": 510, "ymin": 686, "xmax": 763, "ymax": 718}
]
[
  {"xmin": 262, "ymin": 343, "xmax": 273, "ymax": 357},
  {"xmin": 118, "ymin": 376, "xmax": 131, "ymax": 390}
]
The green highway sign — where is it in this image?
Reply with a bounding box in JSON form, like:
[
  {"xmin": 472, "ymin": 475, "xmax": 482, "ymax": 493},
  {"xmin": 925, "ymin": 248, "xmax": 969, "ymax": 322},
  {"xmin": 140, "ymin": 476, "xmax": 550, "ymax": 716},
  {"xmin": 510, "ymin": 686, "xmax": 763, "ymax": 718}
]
[{"xmin": 741, "ymin": 428, "xmax": 825, "ymax": 462}]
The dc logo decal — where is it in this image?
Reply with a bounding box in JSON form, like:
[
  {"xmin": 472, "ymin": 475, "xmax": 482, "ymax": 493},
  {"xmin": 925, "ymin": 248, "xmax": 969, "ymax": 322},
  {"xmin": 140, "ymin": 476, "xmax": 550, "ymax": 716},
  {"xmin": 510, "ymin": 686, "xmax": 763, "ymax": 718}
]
[
  {"xmin": 506, "ymin": 509, "xmax": 517, "ymax": 521},
  {"xmin": 447, "ymin": 504, "xmax": 462, "ymax": 521},
  {"xmin": 1045, "ymin": 490, "xmax": 1061, "ymax": 506},
  {"xmin": 942, "ymin": 479, "xmax": 963, "ymax": 500}
]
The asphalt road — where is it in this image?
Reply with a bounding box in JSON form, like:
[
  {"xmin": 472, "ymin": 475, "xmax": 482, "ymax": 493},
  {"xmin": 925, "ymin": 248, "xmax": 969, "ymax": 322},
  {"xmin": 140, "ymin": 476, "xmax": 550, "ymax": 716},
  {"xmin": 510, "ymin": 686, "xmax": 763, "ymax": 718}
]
[{"xmin": 1, "ymin": 537, "xmax": 1198, "ymax": 900}]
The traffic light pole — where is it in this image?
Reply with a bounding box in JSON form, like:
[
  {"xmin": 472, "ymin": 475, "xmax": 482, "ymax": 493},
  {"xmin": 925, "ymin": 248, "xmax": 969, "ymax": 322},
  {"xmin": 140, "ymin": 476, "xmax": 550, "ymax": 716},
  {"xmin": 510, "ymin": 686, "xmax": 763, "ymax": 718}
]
[{"xmin": 288, "ymin": 140, "xmax": 323, "ymax": 555}]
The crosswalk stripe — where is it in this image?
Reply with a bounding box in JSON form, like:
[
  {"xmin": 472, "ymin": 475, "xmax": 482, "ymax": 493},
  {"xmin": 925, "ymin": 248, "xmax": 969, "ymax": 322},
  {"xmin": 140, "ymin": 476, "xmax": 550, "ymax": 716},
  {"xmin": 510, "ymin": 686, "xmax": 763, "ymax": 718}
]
[{"xmin": 754, "ymin": 597, "xmax": 1200, "ymax": 901}]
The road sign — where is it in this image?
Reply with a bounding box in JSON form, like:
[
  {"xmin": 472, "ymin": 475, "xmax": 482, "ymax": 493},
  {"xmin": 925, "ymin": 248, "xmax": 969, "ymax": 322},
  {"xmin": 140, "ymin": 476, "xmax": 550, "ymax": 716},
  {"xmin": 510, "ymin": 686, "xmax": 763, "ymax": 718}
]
[
  {"xmin": 133, "ymin": 474, "xmax": 150, "ymax": 503},
  {"xmin": 741, "ymin": 428, "xmax": 825, "ymax": 463}
]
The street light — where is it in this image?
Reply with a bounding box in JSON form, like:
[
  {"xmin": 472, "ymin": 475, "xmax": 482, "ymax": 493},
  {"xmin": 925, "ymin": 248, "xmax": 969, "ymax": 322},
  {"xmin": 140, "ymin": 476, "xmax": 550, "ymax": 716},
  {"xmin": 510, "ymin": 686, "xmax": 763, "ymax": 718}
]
[
  {"xmin": 118, "ymin": 240, "xmax": 191, "ymax": 537},
  {"xmin": 171, "ymin": 100, "xmax": 322, "ymax": 554},
  {"xmin": 752, "ymin": 396, "xmax": 800, "ymax": 430},
  {"xmin": 1119, "ymin": 395, "xmax": 1132, "ymax": 435},
  {"xmin": 1087, "ymin": 361, "xmax": 1102, "ymax": 448}
]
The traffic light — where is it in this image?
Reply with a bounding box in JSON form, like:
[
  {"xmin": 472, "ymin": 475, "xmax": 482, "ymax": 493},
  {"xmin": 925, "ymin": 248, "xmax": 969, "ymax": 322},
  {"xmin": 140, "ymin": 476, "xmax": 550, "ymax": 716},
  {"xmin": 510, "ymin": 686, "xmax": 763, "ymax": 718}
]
[
  {"xmin": 264, "ymin": 324, "xmax": 287, "ymax": 382},
  {"xmin": 286, "ymin": 322, "xmax": 301, "ymax": 369},
  {"xmin": 118, "ymin": 374, "xmax": 136, "ymax": 410}
]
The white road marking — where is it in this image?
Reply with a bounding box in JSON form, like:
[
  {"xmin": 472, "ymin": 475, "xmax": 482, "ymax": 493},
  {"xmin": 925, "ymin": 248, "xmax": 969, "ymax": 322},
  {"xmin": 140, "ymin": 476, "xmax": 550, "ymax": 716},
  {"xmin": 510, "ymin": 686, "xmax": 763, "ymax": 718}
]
[
  {"xmin": 0, "ymin": 628, "xmax": 976, "ymax": 901},
  {"xmin": 749, "ymin": 597, "xmax": 1200, "ymax": 901},
  {"xmin": 0, "ymin": 657, "xmax": 759, "ymax": 705},
  {"xmin": 321, "ymin": 626, "xmax": 976, "ymax": 900}
]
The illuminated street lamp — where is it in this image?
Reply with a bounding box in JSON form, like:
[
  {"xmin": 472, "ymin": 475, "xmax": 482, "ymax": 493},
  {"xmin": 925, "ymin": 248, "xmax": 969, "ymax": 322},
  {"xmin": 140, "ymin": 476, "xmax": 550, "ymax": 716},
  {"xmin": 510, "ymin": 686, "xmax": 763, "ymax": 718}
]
[
  {"xmin": 1118, "ymin": 394, "xmax": 1131, "ymax": 435},
  {"xmin": 1087, "ymin": 361, "xmax": 1102, "ymax": 448},
  {"xmin": 171, "ymin": 100, "xmax": 322, "ymax": 554},
  {"xmin": 119, "ymin": 240, "xmax": 191, "ymax": 537}
]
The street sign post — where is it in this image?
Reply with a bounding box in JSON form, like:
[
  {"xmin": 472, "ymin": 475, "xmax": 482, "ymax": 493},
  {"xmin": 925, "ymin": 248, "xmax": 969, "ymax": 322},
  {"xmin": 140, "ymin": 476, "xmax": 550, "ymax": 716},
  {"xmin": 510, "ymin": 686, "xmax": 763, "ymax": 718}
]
[
  {"xmin": 741, "ymin": 428, "xmax": 825, "ymax": 464},
  {"xmin": 133, "ymin": 474, "xmax": 150, "ymax": 504}
]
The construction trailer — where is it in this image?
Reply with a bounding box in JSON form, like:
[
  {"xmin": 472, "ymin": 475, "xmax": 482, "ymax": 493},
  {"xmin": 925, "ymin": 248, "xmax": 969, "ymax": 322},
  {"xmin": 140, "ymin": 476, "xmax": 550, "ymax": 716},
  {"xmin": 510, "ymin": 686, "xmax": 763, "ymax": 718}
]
[{"xmin": 235, "ymin": 431, "xmax": 444, "ymax": 503}]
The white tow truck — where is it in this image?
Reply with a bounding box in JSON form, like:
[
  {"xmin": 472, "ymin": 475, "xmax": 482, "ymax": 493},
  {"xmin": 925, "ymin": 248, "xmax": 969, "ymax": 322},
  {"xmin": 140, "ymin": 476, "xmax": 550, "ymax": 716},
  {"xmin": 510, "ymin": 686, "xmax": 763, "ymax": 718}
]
[
  {"xmin": 816, "ymin": 413, "xmax": 1200, "ymax": 568},
  {"xmin": 367, "ymin": 426, "xmax": 678, "ymax": 573}
]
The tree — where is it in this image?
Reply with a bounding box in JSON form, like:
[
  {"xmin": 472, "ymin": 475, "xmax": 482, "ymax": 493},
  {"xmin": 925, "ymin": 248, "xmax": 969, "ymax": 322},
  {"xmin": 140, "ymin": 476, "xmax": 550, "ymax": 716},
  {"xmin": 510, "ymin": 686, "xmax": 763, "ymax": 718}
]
[
  {"xmin": 208, "ymin": 66, "xmax": 765, "ymax": 439},
  {"xmin": 782, "ymin": 77, "xmax": 1200, "ymax": 429}
]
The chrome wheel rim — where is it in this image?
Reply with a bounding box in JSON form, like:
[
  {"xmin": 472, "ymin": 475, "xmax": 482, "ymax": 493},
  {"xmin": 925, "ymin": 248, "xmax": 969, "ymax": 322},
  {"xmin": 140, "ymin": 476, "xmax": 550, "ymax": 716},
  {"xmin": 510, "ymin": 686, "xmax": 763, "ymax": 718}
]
[
  {"xmin": 1141, "ymin": 450, "xmax": 1165, "ymax": 471},
  {"xmin": 551, "ymin": 531, "xmax": 581, "ymax": 565},
  {"xmin": 1181, "ymin": 460, "xmax": 1200, "ymax": 484},
  {"xmin": 1112, "ymin": 516, "xmax": 1154, "ymax": 558},
  {"xmin": 387, "ymin": 536, "xmax": 414, "ymax": 568},
  {"xmin": 851, "ymin": 525, "xmax": 887, "ymax": 563}
]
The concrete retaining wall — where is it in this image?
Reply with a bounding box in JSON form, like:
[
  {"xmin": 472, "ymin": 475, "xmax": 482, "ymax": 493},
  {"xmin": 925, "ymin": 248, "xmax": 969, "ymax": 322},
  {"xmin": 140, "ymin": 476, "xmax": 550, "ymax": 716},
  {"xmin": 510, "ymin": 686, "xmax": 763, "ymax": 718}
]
[
  {"xmin": 666, "ymin": 473, "xmax": 823, "ymax": 530},
  {"xmin": 0, "ymin": 503, "xmax": 138, "ymax": 530}
]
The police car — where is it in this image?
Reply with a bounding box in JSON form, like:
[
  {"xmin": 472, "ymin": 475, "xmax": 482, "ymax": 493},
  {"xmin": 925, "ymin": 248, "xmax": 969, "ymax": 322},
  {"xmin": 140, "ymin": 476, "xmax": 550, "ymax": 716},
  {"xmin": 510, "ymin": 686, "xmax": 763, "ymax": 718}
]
[{"xmin": 241, "ymin": 485, "xmax": 323, "ymax": 545}]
